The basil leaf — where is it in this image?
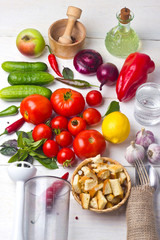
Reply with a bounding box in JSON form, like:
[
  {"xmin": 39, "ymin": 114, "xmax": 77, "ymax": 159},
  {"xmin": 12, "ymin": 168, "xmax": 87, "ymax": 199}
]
[
  {"xmin": 104, "ymin": 101, "xmax": 120, "ymax": 117},
  {"xmin": 30, "ymin": 139, "xmax": 46, "ymax": 151},
  {"xmin": 0, "ymin": 139, "xmax": 18, "ymax": 149},
  {"xmin": 0, "ymin": 147, "xmax": 17, "ymax": 156},
  {"xmin": 29, "ymin": 150, "xmax": 48, "ymax": 159},
  {"xmin": 16, "ymin": 131, "xmax": 29, "ymax": 138},
  {"xmin": 18, "ymin": 150, "xmax": 28, "ymax": 162},
  {"xmin": 62, "ymin": 67, "xmax": 74, "ymax": 80},
  {"xmin": 34, "ymin": 156, "xmax": 58, "ymax": 169},
  {"xmin": 17, "ymin": 132, "xmax": 25, "ymax": 148},
  {"xmin": 8, "ymin": 151, "xmax": 20, "ymax": 163}
]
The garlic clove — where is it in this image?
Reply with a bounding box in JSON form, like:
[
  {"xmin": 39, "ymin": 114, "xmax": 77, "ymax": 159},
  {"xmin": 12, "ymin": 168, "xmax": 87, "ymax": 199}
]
[
  {"xmin": 125, "ymin": 141, "xmax": 145, "ymax": 165},
  {"xmin": 135, "ymin": 128, "xmax": 155, "ymax": 148},
  {"xmin": 147, "ymin": 143, "xmax": 160, "ymax": 164}
]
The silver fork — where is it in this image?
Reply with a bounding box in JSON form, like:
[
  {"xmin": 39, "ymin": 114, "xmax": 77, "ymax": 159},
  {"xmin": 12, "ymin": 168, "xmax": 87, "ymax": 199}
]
[{"xmin": 135, "ymin": 158, "xmax": 150, "ymax": 186}]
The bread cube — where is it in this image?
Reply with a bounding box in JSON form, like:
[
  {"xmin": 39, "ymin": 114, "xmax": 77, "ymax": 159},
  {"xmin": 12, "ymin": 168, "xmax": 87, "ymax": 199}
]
[
  {"xmin": 89, "ymin": 182, "xmax": 104, "ymax": 197},
  {"xmin": 90, "ymin": 154, "xmax": 103, "ymax": 163},
  {"xmin": 97, "ymin": 169, "xmax": 110, "ymax": 180},
  {"xmin": 97, "ymin": 190, "xmax": 107, "ymax": 210},
  {"xmin": 117, "ymin": 172, "xmax": 127, "ymax": 184},
  {"xmin": 109, "ymin": 179, "xmax": 123, "ymax": 197},
  {"xmin": 84, "ymin": 179, "xmax": 97, "ymax": 191},
  {"xmin": 90, "ymin": 196, "xmax": 98, "ymax": 209},
  {"xmin": 80, "ymin": 193, "xmax": 90, "ymax": 209},
  {"xmin": 81, "ymin": 166, "xmax": 98, "ymax": 183},
  {"xmin": 106, "ymin": 202, "xmax": 114, "ymax": 208},
  {"xmin": 108, "ymin": 164, "xmax": 123, "ymax": 174},
  {"xmin": 72, "ymin": 174, "xmax": 81, "ymax": 194},
  {"xmin": 103, "ymin": 179, "xmax": 112, "ymax": 195}
]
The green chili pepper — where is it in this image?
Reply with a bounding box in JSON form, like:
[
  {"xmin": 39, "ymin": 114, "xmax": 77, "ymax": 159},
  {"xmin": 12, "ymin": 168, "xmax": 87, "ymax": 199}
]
[
  {"xmin": 55, "ymin": 78, "xmax": 99, "ymax": 89},
  {"xmin": 0, "ymin": 105, "xmax": 19, "ymax": 117}
]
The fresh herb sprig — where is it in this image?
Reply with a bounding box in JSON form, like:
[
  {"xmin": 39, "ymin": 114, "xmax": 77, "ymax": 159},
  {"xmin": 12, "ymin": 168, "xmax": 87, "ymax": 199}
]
[{"xmin": 0, "ymin": 131, "xmax": 58, "ymax": 170}]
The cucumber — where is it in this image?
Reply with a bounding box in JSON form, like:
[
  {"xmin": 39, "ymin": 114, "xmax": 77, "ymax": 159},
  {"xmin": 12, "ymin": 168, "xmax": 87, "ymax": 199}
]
[
  {"xmin": 8, "ymin": 71, "xmax": 54, "ymax": 86},
  {"xmin": 2, "ymin": 61, "xmax": 48, "ymax": 72},
  {"xmin": 0, "ymin": 85, "xmax": 52, "ymax": 101}
]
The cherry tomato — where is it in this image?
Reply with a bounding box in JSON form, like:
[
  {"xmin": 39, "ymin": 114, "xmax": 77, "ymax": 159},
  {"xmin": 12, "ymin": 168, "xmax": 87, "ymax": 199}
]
[
  {"xmin": 57, "ymin": 148, "xmax": 75, "ymax": 167},
  {"xmin": 55, "ymin": 131, "xmax": 73, "ymax": 147},
  {"xmin": 20, "ymin": 94, "xmax": 52, "ymax": 125},
  {"xmin": 32, "ymin": 124, "xmax": 53, "ymax": 141},
  {"xmin": 73, "ymin": 129, "xmax": 106, "ymax": 160},
  {"xmin": 50, "ymin": 116, "xmax": 68, "ymax": 132},
  {"xmin": 82, "ymin": 108, "xmax": 101, "ymax": 125},
  {"xmin": 43, "ymin": 140, "xmax": 59, "ymax": 158},
  {"xmin": 68, "ymin": 117, "xmax": 86, "ymax": 136},
  {"xmin": 50, "ymin": 88, "xmax": 85, "ymax": 117},
  {"xmin": 86, "ymin": 90, "xmax": 103, "ymax": 106}
]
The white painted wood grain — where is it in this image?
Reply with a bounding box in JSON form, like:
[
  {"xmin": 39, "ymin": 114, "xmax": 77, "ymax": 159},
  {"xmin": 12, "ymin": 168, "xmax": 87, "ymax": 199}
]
[{"xmin": 0, "ymin": 0, "xmax": 160, "ymax": 40}]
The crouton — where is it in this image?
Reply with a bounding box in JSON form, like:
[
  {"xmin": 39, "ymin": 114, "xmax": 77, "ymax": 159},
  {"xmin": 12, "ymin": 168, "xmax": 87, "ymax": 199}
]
[
  {"xmin": 81, "ymin": 166, "xmax": 98, "ymax": 183},
  {"xmin": 89, "ymin": 196, "xmax": 98, "ymax": 209},
  {"xmin": 97, "ymin": 190, "xmax": 107, "ymax": 210},
  {"xmin": 92, "ymin": 164, "xmax": 109, "ymax": 173},
  {"xmin": 105, "ymin": 194, "xmax": 121, "ymax": 205},
  {"xmin": 109, "ymin": 179, "xmax": 123, "ymax": 197},
  {"xmin": 84, "ymin": 179, "xmax": 97, "ymax": 191},
  {"xmin": 106, "ymin": 202, "xmax": 114, "ymax": 208},
  {"xmin": 80, "ymin": 193, "xmax": 90, "ymax": 209},
  {"xmin": 97, "ymin": 169, "xmax": 110, "ymax": 180},
  {"xmin": 117, "ymin": 172, "xmax": 127, "ymax": 184},
  {"xmin": 108, "ymin": 164, "xmax": 123, "ymax": 174},
  {"xmin": 103, "ymin": 179, "xmax": 112, "ymax": 195},
  {"xmin": 90, "ymin": 154, "xmax": 103, "ymax": 163},
  {"xmin": 72, "ymin": 174, "xmax": 81, "ymax": 194},
  {"xmin": 89, "ymin": 183, "xmax": 104, "ymax": 197}
]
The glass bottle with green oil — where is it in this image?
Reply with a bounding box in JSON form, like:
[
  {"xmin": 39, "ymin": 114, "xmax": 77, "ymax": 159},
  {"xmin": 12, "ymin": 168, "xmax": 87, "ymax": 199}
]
[{"xmin": 105, "ymin": 7, "xmax": 140, "ymax": 58}]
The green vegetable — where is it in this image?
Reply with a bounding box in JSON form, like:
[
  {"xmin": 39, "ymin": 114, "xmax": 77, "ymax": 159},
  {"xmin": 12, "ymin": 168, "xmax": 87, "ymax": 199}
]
[
  {"xmin": 0, "ymin": 105, "xmax": 19, "ymax": 116},
  {"xmin": 55, "ymin": 78, "xmax": 99, "ymax": 89},
  {"xmin": 0, "ymin": 85, "xmax": 52, "ymax": 100},
  {"xmin": 3, "ymin": 131, "xmax": 58, "ymax": 170},
  {"xmin": 2, "ymin": 61, "xmax": 48, "ymax": 72},
  {"xmin": 104, "ymin": 101, "xmax": 120, "ymax": 117},
  {"xmin": 62, "ymin": 67, "xmax": 74, "ymax": 80},
  {"xmin": 8, "ymin": 71, "xmax": 54, "ymax": 86}
]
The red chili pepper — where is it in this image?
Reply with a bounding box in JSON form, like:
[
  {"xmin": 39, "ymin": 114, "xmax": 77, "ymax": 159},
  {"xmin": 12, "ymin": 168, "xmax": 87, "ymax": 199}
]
[
  {"xmin": 0, "ymin": 117, "xmax": 25, "ymax": 136},
  {"xmin": 46, "ymin": 172, "xmax": 69, "ymax": 210},
  {"xmin": 46, "ymin": 45, "xmax": 63, "ymax": 77},
  {"xmin": 116, "ymin": 52, "xmax": 155, "ymax": 102}
]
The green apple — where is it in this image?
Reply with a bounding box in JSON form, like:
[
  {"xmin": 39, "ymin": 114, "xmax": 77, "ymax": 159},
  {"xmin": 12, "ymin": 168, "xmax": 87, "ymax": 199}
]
[{"xmin": 16, "ymin": 28, "xmax": 45, "ymax": 58}]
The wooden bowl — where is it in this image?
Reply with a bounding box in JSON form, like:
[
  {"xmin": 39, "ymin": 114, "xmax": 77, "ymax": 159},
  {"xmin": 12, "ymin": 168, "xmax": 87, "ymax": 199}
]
[
  {"xmin": 71, "ymin": 157, "xmax": 131, "ymax": 213},
  {"xmin": 48, "ymin": 19, "xmax": 86, "ymax": 59}
]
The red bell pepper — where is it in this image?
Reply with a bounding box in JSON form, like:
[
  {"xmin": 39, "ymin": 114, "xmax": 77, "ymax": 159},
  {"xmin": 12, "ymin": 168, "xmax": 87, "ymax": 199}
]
[{"xmin": 116, "ymin": 52, "xmax": 155, "ymax": 102}]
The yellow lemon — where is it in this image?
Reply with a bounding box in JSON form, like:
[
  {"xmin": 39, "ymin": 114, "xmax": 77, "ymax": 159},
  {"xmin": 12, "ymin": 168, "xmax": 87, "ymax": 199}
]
[{"xmin": 102, "ymin": 111, "xmax": 130, "ymax": 144}]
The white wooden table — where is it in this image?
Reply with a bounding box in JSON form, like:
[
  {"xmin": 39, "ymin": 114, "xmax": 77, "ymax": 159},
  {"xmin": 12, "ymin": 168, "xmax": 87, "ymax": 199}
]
[{"xmin": 0, "ymin": 1, "xmax": 160, "ymax": 239}]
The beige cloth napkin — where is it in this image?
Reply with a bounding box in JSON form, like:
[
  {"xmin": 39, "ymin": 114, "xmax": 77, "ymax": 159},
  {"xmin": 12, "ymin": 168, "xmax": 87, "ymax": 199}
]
[{"xmin": 126, "ymin": 185, "xmax": 159, "ymax": 240}]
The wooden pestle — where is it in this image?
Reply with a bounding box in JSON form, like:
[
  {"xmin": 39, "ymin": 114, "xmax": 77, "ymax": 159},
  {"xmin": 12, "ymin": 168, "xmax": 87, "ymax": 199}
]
[{"xmin": 58, "ymin": 6, "xmax": 82, "ymax": 44}]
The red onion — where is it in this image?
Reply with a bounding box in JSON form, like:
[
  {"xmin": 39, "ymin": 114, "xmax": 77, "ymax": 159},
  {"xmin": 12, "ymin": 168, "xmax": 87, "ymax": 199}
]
[
  {"xmin": 96, "ymin": 63, "xmax": 119, "ymax": 90},
  {"xmin": 73, "ymin": 49, "xmax": 103, "ymax": 76}
]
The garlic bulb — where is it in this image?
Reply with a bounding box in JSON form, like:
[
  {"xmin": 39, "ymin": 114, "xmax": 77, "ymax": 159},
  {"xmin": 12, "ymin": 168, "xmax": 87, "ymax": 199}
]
[
  {"xmin": 147, "ymin": 143, "xmax": 160, "ymax": 163},
  {"xmin": 135, "ymin": 128, "xmax": 155, "ymax": 148},
  {"xmin": 125, "ymin": 141, "xmax": 145, "ymax": 165}
]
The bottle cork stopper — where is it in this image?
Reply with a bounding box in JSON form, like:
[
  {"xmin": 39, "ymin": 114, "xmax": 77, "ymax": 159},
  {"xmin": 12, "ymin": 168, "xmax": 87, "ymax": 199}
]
[{"xmin": 120, "ymin": 7, "xmax": 130, "ymax": 23}]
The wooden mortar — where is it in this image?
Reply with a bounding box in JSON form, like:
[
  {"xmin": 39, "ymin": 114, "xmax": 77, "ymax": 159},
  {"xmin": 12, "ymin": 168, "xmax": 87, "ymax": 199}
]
[{"xmin": 48, "ymin": 7, "xmax": 86, "ymax": 59}]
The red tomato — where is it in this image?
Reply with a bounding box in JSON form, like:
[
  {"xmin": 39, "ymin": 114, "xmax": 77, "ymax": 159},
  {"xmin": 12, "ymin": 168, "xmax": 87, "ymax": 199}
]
[
  {"xmin": 32, "ymin": 124, "xmax": 52, "ymax": 141},
  {"xmin": 50, "ymin": 116, "xmax": 68, "ymax": 131},
  {"xmin": 82, "ymin": 108, "xmax": 101, "ymax": 125},
  {"xmin": 50, "ymin": 88, "xmax": 85, "ymax": 117},
  {"xmin": 86, "ymin": 90, "xmax": 103, "ymax": 106},
  {"xmin": 20, "ymin": 94, "xmax": 52, "ymax": 125},
  {"xmin": 43, "ymin": 140, "xmax": 59, "ymax": 158},
  {"xmin": 73, "ymin": 130, "xmax": 106, "ymax": 160},
  {"xmin": 55, "ymin": 131, "xmax": 73, "ymax": 147},
  {"xmin": 68, "ymin": 117, "xmax": 86, "ymax": 136},
  {"xmin": 57, "ymin": 148, "xmax": 75, "ymax": 167}
]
